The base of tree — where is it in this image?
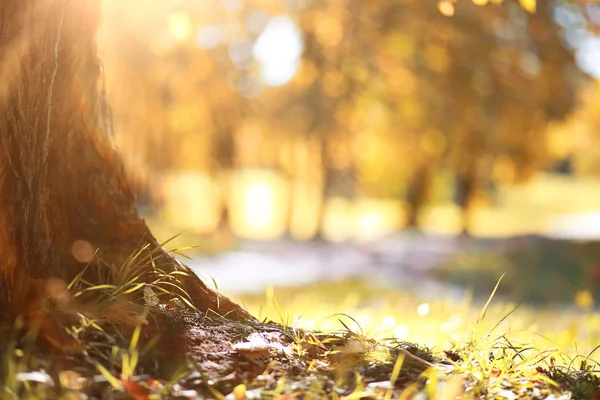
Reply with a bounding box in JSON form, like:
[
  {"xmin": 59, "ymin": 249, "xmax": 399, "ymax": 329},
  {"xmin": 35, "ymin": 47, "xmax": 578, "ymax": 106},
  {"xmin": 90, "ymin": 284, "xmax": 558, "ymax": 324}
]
[
  {"xmin": 0, "ymin": 300, "xmax": 434, "ymax": 398},
  {"xmin": 1, "ymin": 293, "xmax": 597, "ymax": 399}
]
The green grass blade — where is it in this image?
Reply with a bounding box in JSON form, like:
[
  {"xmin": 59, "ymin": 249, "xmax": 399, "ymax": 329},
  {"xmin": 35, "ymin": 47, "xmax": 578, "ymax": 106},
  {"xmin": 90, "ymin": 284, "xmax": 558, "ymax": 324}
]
[{"xmin": 476, "ymin": 273, "xmax": 506, "ymax": 325}]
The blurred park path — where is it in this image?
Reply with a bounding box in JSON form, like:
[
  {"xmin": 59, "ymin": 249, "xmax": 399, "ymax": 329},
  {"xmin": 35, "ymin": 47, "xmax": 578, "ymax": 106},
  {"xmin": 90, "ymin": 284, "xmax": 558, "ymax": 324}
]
[
  {"xmin": 186, "ymin": 232, "xmax": 466, "ymax": 297},
  {"xmin": 185, "ymin": 219, "xmax": 600, "ymax": 307}
]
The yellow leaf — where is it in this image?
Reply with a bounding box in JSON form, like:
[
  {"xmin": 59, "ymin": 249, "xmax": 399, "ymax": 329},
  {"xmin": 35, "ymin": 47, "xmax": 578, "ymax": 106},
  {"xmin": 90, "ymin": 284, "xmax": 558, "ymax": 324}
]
[
  {"xmin": 233, "ymin": 384, "xmax": 247, "ymax": 400},
  {"xmin": 519, "ymin": 0, "xmax": 536, "ymax": 13},
  {"xmin": 575, "ymin": 289, "xmax": 594, "ymax": 311}
]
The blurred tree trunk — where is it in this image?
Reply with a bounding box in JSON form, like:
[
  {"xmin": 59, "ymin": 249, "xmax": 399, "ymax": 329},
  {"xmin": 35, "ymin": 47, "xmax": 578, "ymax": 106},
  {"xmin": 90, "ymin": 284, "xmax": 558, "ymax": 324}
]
[
  {"xmin": 405, "ymin": 162, "xmax": 432, "ymax": 229},
  {"xmin": 312, "ymin": 137, "xmax": 334, "ymax": 242},
  {"xmin": 455, "ymin": 167, "xmax": 477, "ymax": 236},
  {"xmin": 279, "ymin": 141, "xmax": 297, "ymax": 240},
  {"xmin": 210, "ymin": 103, "xmax": 239, "ymax": 239},
  {"xmin": 0, "ymin": 0, "xmax": 249, "ymax": 320},
  {"xmin": 212, "ymin": 130, "xmax": 236, "ymax": 242}
]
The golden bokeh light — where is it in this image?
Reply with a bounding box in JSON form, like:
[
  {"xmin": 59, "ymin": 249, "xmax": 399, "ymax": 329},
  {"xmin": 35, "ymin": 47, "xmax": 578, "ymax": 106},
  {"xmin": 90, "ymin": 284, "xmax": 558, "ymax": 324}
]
[{"xmin": 438, "ymin": 1, "xmax": 455, "ymax": 17}]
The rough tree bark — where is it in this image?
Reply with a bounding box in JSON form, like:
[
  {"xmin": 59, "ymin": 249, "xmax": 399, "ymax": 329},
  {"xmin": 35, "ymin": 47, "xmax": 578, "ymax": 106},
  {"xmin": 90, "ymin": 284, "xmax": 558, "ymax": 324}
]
[{"xmin": 0, "ymin": 0, "xmax": 250, "ymax": 320}]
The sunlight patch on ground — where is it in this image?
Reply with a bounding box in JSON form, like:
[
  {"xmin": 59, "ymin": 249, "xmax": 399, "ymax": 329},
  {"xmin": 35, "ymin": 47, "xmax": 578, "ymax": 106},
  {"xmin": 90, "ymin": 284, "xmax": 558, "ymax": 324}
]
[{"xmin": 232, "ymin": 279, "xmax": 600, "ymax": 359}]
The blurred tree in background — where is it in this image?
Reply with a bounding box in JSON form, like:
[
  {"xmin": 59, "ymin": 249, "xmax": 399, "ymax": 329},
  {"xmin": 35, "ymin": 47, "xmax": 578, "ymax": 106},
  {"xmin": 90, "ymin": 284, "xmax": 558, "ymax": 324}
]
[{"xmin": 100, "ymin": 0, "xmax": 599, "ymax": 240}]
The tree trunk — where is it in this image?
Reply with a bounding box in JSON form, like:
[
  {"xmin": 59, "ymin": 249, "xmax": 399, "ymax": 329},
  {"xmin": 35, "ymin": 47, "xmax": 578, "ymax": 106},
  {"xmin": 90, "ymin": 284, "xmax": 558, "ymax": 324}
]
[
  {"xmin": 0, "ymin": 0, "xmax": 250, "ymax": 320},
  {"xmin": 405, "ymin": 163, "xmax": 432, "ymax": 230},
  {"xmin": 455, "ymin": 170, "xmax": 476, "ymax": 236},
  {"xmin": 212, "ymin": 132, "xmax": 235, "ymax": 239},
  {"xmin": 312, "ymin": 137, "xmax": 333, "ymax": 242}
]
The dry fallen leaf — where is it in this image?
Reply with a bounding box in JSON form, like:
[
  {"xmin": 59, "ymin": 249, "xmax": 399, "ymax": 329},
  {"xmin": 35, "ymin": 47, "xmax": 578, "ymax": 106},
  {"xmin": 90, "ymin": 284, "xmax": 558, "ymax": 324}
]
[{"xmin": 59, "ymin": 370, "xmax": 87, "ymax": 390}]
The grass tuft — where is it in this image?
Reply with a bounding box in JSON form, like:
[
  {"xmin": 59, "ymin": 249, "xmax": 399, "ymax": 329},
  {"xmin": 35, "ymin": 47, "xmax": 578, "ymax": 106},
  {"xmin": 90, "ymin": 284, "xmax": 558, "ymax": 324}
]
[{"xmin": 1, "ymin": 243, "xmax": 599, "ymax": 398}]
